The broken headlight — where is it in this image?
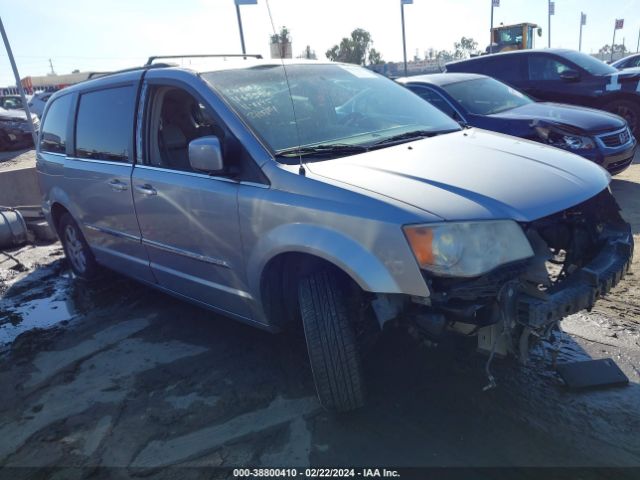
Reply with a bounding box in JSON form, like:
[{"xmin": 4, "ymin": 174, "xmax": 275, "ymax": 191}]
[
  {"xmin": 534, "ymin": 125, "xmax": 595, "ymax": 150},
  {"xmin": 403, "ymin": 220, "xmax": 534, "ymax": 277}
]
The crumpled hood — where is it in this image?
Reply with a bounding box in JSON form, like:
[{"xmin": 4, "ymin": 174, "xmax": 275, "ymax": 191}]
[
  {"xmin": 0, "ymin": 107, "xmax": 30, "ymax": 121},
  {"xmin": 306, "ymin": 129, "xmax": 610, "ymax": 222},
  {"xmin": 489, "ymin": 102, "xmax": 626, "ymax": 134}
]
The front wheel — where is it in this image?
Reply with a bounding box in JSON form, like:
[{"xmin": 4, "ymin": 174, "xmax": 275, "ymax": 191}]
[
  {"xmin": 605, "ymin": 99, "xmax": 640, "ymax": 138},
  {"xmin": 298, "ymin": 270, "xmax": 366, "ymax": 412},
  {"xmin": 58, "ymin": 213, "xmax": 101, "ymax": 280}
]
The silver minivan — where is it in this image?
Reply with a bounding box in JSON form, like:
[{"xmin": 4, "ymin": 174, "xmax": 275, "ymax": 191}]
[{"xmin": 37, "ymin": 57, "xmax": 633, "ymax": 411}]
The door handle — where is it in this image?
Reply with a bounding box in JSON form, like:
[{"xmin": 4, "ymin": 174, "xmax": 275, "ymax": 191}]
[
  {"xmin": 108, "ymin": 179, "xmax": 128, "ymax": 192},
  {"xmin": 135, "ymin": 184, "xmax": 157, "ymax": 196}
]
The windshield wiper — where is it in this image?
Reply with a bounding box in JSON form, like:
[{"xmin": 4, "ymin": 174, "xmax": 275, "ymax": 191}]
[
  {"xmin": 371, "ymin": 129, "xmax": 458, "ymax": 147},
  {"xmin": 276, "ymin": 144, "xmax": 369, "ymax": 159}
]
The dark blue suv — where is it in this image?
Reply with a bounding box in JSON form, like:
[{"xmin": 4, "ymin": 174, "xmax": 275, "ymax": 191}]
[{"xmin": 446, "ymin": 49, "xmax": 640, "ymax": 139}]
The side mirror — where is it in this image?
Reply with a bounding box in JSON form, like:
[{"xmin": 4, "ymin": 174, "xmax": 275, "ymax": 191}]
[
  {"xmin": 188, "ymin": 136, "xmax": 224, "ymax": 174},
  {"xmin": 560, "ymin": 69, "xmax": 580, "ymax": 82}
]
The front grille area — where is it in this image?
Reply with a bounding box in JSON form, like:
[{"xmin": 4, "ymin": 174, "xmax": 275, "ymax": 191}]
[{"xmin": 599, "ymin": 128, "xmax": 631, "ymax": 147}]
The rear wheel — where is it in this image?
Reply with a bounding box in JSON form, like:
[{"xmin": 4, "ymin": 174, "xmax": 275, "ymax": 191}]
[
  {"xmin": 298, "ymin": 270, "xmax": 366, "ymax": 412},
  {"xmin": 605, "ymin": 99, "xmax": 640, "ymax": 138},
  {"xmin": 58, "ymin": 213, "xmax": 101, "ymax": 280}
]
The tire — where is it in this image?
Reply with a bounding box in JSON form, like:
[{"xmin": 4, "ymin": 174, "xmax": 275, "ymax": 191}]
[
  {"xmin": 298, "ymin": 270, "xmax": 365, "ymax": 412},
  {"xmin": 605, "ymin": 99, "xmax": 640, "ymax": 138},
  {"xmin": 58, "ymin": 213, "xmax": 101, "ymax": 280}
]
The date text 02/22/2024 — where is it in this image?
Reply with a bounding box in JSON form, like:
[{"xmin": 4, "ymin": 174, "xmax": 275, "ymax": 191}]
[{"xmin": 232, "ymin": 468, "xmax": 401, "ymax": 478}]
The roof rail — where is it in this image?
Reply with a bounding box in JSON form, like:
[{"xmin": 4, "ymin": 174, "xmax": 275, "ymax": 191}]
[
  {"xmin": 145, "ymin": 54, "xmax": 263, "ymax": 66},
  {"xmin": 86, "ymin": 63, "xmax": 173, "ymax": 80}
]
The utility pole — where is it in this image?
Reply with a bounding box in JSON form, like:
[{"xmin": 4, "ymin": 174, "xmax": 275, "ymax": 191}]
[
  {"xmin": 48, "ymin": 58, "xmax": 56, "ymax": 75},
  {"xmin": 0, "ymin": 16, "xmax": 37, "ymax": 145},
  {"xmin": 400, "ymin": 0, "xmax": 412, "ymax": 77}
]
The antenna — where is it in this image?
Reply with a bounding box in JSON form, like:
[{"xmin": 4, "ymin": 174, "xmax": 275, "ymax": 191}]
[{"xmin": 265, "ymin": 0, "xmax": 305, "ymax": 175}]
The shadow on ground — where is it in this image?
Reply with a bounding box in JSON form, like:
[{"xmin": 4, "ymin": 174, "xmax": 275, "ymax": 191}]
[
  {"xmin": 611, "ymin": 178, "xmax": 640, "ymax": 234},
  {"xmin": 1, "ymin": 264, "xmax": 639, "ymax": 472}
]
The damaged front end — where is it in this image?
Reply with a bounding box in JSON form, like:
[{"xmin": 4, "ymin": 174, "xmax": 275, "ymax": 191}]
[{"xmin": 389, "ymin": 188, "xmax": 633, "ymax": 370}]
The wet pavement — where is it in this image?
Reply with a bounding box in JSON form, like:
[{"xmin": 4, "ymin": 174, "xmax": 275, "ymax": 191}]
[{"xmin": 1, "ymin": 153, "xmax": 640, "ymax": 477}]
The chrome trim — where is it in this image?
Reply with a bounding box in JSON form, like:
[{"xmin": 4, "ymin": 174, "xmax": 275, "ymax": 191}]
[
  {"xmin": 150, "ymin": 261, "xmax": 249, "ymax": 298},
  {"xmin": 67, "ymin": 156, "xmax": 132, "ymax": 167},
  {"xmin": 596, "ymin": 127, "xmax": 634, "ymax": 149},
  {"xmin": 40, "ymin": 151, "xmax": 66, "ymax": 158},
  {"xmin": 84, "ymin": 223, "xmax": 141, "ymax": 242},
  {"xmin": 239, "ymin": 180, "xmax": 269, "ymax": 189},
  {"xmin": 142, "ymin": 238, "xmax": 231, "ymax": 269},
  {"xmin": 134, "ymin": 164, "xmax": 238, "ymax": 184}
]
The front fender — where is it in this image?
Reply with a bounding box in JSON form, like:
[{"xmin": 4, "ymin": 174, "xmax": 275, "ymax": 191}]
[{"xmin": 246, "ymin": 223, "xmax": 426, "ymax": 301}]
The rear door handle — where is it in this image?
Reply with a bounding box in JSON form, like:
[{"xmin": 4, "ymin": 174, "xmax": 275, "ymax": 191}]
[
  {"xmin": 108, "ymin": 179, "xmax": 128, "ymax": 192},
  {"xmin": 135, "ymin": 184, "xmax": 157, "ymax": 196}
]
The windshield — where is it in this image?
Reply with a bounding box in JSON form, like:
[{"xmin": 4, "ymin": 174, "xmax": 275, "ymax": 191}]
[
  {"xmin": 559, "ymin": 51, "xmax": 617, "ymax": 76},
  {"xmin": 442, "ymin": 77, "xmax": 532, "ymax": 115},
  {"xmin": 202, "ymin": 64, "xmax": 459, "ymax": 159}
]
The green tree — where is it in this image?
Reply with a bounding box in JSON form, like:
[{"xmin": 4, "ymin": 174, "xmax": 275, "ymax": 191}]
[
  {"xmin": 453, "ymin": 37, "xmax": 479, "ymax": 59},
  {"xmin": 270, "ymin": 26, "xmax": 291, "ymax": 45},
  {"xmin": 598, "ymin": 43, "xmax": 627, "ymax": 55},
  {"xmin": 325, "ymin": 28, "xmax": 380, "ymax": 65},
  {"xmin": 298, "ymin": 45, "xmax": 317, "ymax": 60},
  {"xmin": 368, "ymin": 48, "xmax": 384, "ymax": 65}
]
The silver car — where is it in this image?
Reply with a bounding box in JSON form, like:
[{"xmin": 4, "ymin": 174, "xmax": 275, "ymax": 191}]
[{"xmin": 37, "ymin": 58, "xmax": 633, "ymax": 411}]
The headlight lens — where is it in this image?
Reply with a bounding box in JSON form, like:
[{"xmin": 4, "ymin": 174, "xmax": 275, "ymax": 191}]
[
  {"xmin": 534, "ymin": 125, "xmax": 595, "ymax": 150},
  {"xmin": 403, "ymin": 220, "xmax": 534, "ymax": 277}
]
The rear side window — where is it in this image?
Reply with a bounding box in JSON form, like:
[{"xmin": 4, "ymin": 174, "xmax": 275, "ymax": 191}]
[
  {"xmin": 448, "ymin": 56, "xmax": 524, "ymax": 84},
  {"xmin": 528, "ymin": 55, "xmax": 572, "ymax": 81},
  {"xmin": 75, "ymin": 86, "xmax": 135, "ymax": 162},
  {"xmin": 40, "ymin": 94, "xmax": 72, "ymax": 154}
]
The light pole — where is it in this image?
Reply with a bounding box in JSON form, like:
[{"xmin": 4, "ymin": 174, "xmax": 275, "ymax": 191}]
[
  {"xmin": 612, "ymin": 19, "xmax": 624, "ymax": 62},
  {"xmin": 579, "ymin": 12, "xmax": 586, "ymax": 52},
  {"xmin": 0, "ymin": 16, "xmax": 37, "ymax": 145},
  {"xmin": 400, "ymin": 0, "xmax": 412, "ymax": 77},
  {"xmin": 490, "ymin": 0, "xmax": 499, "ymax": 54},
  {"xmin": 548, "ymin": 1, "xmax": 554, "ymax": 48},
  {"xmin": 234, "ymin": 0, "xmax": 257, "ymax": 55}
]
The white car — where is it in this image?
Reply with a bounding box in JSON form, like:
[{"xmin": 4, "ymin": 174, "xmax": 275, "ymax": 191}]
[
  {"xmin": 611, "ymin": 53, "xmax": 640, "ymax": 71},
  {"xmin": 27, "ymin": 91, "xmax": 55, "ymax": 118}
]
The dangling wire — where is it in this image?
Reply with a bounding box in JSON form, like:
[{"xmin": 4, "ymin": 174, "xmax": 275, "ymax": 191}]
[{"xmin": 265, "ymin": 0, "xmax": 305, "ymax": 175}]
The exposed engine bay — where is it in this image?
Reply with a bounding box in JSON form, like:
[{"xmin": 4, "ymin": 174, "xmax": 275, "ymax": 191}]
[{"xmin": 372, "ymin": 188, "xmax": 634, "ymax": 382}]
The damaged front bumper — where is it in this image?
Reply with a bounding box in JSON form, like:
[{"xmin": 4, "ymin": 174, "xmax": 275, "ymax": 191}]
[
  {"xmin": 397, "ymin": 188, "xmax": 634, "ymax": 361},
  {"xmin": 518, "ymin": 226, "xmax": 632, "ymax": 330}
]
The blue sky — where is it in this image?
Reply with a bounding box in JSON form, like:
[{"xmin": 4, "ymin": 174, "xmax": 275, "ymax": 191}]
[{"xmin": 1, "ymin": 0, "xmax": 639, "ymax": 86}]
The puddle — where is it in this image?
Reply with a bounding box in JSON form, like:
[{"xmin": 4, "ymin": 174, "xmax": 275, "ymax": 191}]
[{"xmin": 0, "ymin": 277, "xmax": 76, "ymax": 346}]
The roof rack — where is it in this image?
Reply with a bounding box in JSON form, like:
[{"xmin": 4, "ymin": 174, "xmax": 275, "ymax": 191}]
[
  {"xmin": 145, "ymin": 54, "xmax": 263, "ymax": 66},
  {"xmin": 86, "ymin": 63, "xmax": 173, "ymax": 80}
]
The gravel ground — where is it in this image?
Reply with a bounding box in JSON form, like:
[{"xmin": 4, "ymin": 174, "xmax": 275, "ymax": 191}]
[
  {"xmin": 0, "ymin": 148, "xmax": 35, "ymax": 172},
  {"xmin": 0, "ymin": 149, "xmax": 639, "ymax": 478}
]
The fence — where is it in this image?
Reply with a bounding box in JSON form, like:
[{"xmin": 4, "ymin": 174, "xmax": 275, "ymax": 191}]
[{"xmin": 1, "ymin": 85, "xmax": 61, "ymax": 96}]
